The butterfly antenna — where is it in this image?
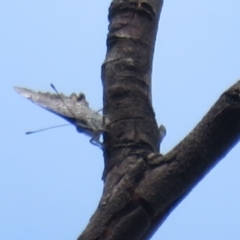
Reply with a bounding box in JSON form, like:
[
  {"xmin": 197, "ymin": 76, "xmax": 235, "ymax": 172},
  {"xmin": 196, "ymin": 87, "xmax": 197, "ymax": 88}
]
[
  {"xmin": 50, "ymin": 83, "xmax": 61, "ymax": 95},
  {"xmin": 26, "ymin": 124, "xmax": 71, "ymax": 134},
  {"xmin": 50, "ymin": 83, "xmax": 76, "ymax": 118}
]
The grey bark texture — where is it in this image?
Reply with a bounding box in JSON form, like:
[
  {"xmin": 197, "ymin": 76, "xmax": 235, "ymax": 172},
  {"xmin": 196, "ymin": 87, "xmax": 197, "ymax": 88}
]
[{"xmin": 77, "ymin": 1, "xmax": 240, "ymax": 239}]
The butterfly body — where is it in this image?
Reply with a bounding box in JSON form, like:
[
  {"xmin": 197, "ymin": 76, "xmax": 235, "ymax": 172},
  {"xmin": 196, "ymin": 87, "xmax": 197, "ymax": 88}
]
[{"xmin": 14, "ymin": 86, "xmax": 108, "ymax": 147}]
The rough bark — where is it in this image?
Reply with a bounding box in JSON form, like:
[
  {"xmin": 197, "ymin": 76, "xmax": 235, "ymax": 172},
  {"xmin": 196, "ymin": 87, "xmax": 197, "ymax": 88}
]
[{"xmin": 77, "ymin": 1, "xmax": 240, "ymax": 239}]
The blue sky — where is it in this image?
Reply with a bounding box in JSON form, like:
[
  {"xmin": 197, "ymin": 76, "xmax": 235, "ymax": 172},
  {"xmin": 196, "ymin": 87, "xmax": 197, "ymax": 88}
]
[{"xmin": 1, "ymin": 1, "xmax": 240, "ymax": 239}]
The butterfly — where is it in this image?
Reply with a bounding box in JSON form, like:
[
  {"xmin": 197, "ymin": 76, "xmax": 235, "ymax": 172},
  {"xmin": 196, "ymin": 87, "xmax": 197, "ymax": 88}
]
[{"xmin": 14, "ymin": 85, "xmax": 108, "ymax": 148}]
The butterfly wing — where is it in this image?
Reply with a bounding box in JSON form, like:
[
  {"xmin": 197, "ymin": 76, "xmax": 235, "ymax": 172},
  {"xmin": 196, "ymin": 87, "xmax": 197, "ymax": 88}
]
[
  {"xmin": 14, "ymin": 86, "xmax": 109, "ymax": 148},
  {"xmin": 14, "ymin": 86, "xmax": 91, "ymax": 123},
  {"xmin": 14, "ymin": 86, "xmax": 107, "ymax": 137}
]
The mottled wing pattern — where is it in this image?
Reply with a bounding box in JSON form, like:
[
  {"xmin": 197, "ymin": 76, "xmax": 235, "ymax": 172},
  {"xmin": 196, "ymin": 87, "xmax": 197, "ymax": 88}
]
[
  {"xmin": 14, "ymin": 86, "xmax": 89, "ymax": 120},
  {"xmin": 14, "ymin": 86, "xmax": 107, "ymax": 147}
]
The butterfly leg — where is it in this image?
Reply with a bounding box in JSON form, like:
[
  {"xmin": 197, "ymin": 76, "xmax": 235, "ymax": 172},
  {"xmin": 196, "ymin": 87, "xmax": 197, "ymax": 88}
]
[
  {"xmin": 89, "ymin": 132, "xmax": 103, "ymax": 149},
  {"xmin": 96, "ymin": 108, "xmax": 103, "ymax": 113}
]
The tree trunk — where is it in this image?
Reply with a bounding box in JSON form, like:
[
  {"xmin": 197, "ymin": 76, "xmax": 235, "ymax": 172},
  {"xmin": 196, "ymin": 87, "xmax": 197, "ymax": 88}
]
[{"xmin": 77, "ymin": 1, "xmax": 240, "ymax": 239}]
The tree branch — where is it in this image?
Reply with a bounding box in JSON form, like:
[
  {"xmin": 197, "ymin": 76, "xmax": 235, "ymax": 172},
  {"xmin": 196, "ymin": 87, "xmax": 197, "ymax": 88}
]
[
  {"xmin": 137, "ymin": 80, "xmax": 240, "ymax": 239},
  {"xmin": 102, "ymin": 0, "xmax": 164, "ymax": 176},
  {"xmin": 77, "ymin": 0, "xmax": 240, "ymax": 239}
]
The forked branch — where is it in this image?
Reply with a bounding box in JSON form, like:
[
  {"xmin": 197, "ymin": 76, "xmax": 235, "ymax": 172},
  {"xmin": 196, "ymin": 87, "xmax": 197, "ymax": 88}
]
[
  {"xmin": 78, "ymin": 80, "xmax": 240, "ymax": 240},
  {"xmin": 77, "ymin": 0, "xmax": 240, "ymax": 239}
]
